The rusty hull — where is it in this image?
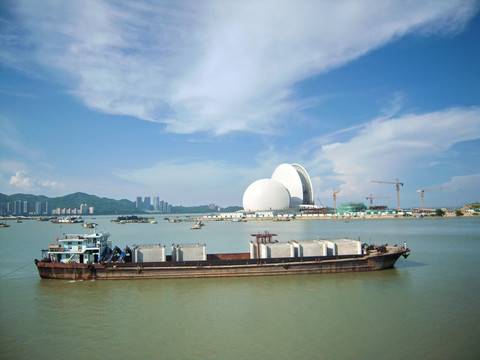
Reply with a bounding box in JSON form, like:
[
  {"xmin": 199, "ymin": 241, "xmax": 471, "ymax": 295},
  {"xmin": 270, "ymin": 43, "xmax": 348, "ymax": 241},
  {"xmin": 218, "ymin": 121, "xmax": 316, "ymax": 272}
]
[{"xmin": 35, "ymin": 247, "xmax": 408, "ymax": 280}]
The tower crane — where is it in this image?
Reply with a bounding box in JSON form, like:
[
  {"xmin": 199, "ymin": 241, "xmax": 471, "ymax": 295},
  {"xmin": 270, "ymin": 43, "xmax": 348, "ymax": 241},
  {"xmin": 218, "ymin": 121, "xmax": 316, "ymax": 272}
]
[
  {"xmin": 333, "ymin": 190, "xmax": 340, "ymax": 214},
  {"xmin": 365, "ymin": 194, "xmax": 389, "ymax": 208},
  {"xmin": 316, "ymin": 198, "xmax": 325, "ymax": 208},
  {"xmin": 416, "ymin": 187, "xmax": 442, "ymax": 211},
  {"xmin": 371, "ymin": 178, "xmax": 404, "ymax": 211}
]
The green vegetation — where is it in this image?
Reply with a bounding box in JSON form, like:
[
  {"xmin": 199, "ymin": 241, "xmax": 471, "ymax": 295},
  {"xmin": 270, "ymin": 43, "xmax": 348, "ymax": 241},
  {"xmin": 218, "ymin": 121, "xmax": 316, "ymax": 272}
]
[{"xmin": 435, "ymin": 208, "xmax": 446, "ymax": 217}]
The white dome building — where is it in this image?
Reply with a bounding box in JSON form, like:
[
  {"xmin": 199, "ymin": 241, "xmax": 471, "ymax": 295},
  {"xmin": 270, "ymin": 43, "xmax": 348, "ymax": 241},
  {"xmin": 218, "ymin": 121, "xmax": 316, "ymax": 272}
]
[
  {"xmin": 242, "ymin": 179, "xmax": 291, "ymax": 212},
  {"xmin": 242, "ymin": 164, "xmax": 314, "ymax": 212}
]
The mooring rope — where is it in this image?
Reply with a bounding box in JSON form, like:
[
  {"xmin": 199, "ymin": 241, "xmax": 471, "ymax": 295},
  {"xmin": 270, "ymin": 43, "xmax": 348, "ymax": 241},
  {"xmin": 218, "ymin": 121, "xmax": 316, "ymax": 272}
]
[{"xmin": 0, "ymin": 261, "xmax": 32, "ymax": 278}]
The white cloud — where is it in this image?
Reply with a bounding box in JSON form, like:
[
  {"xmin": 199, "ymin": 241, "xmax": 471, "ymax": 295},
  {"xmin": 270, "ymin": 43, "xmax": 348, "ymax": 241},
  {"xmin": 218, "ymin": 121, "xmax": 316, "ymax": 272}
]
[
  {"xmin": 2, "ymin": 170, "xmax": 66, "ymax": 195},
  {"xmin": 442, "ymin": 174, "xmax": 480, "ymax": 192},
  {"xmin": 9, "ymin": 170, "xmax": 36, "ymax": 190},
  {"xmin": 312, "ymin": 107, "xmax": 480, "ymax": 201},
  {"xmin": 4, "ymin": 0, "xmax": 478, "ymax": 135}
]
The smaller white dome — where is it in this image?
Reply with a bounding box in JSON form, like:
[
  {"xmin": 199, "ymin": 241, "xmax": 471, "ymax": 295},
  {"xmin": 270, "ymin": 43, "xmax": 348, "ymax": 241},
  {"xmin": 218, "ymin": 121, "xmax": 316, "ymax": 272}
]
[{"xmin": 243, "ymin": 179, "xmax": 291, "ymax": 211}]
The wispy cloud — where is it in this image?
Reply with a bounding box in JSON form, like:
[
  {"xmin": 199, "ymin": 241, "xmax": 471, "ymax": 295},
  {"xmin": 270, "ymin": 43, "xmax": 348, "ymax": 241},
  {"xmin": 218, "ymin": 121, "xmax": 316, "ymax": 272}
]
[{"xmin": 3, "ymin": 0, "xmax": 478, "ymax": 135}]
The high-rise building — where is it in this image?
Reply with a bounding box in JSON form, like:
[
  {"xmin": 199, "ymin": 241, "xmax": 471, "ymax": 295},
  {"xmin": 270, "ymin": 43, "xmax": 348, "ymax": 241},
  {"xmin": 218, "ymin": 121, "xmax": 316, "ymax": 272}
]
[
  {"xmin": 153, "ymin": 196, "xmax": 159, "ymax": 211},
  {"xmin": 35, "ymin": 202, "xmax": 43, "ymax": 215},
  {"xmin": 144, "ymin": 197, "xmax": 151, "ymax": 211},
  {"xmin": 80, "ymin": 204, "xmax": 88, "ymax": 214},
  {"xmin": 136, "ymin": 197, "xmax": 143, "ymax": 209},
  {"xmin": 14, "ymin": 200, "xmax": 22, "ymax": 215}
]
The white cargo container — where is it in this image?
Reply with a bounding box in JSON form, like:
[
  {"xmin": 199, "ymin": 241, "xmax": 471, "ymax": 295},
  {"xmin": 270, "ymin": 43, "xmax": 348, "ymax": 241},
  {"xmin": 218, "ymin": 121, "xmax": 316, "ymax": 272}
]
[
  {"xmin": 259, "ymin": 242, "xmax": 294, "ymax": 258},
  {"xmin": 331, "ymin": 238, "xmax": 362, "ymax": 255},
  {"xmin": 132, "ymin": 244, "xmax": 166, "ymax": 262},
  {"xmin": 171, "ymin": 244, "xmax": 207, "ymax": 261},
  {"xmin": 291, "ymin": 240, "xmax": 327, "ymax": 257}
]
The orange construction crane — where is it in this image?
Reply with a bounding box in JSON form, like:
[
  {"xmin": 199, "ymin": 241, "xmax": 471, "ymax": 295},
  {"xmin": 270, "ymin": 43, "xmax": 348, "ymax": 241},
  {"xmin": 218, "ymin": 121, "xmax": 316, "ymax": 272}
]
[
  {"xmin": 333, "ymin": 190, "xmax": 340, "ymax": 214},
  {"xmin": 416, "ymin": 187, "xmax": 442, "ymax": 211},
  {"xmin": 371, "ymin": 178, "xmax": 404, "ymax": 211}
]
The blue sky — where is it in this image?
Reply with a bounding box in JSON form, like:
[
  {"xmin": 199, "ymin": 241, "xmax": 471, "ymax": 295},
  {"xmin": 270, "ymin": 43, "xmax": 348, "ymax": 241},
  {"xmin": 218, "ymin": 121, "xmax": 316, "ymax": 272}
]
[{"xmin": 1, "ymin": 0, "xmax": 479, "ymax": 209}]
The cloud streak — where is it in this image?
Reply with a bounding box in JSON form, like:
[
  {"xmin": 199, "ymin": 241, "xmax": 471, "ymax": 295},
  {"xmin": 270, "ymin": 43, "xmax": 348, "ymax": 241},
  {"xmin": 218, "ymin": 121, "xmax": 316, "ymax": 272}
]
[{"xmin": 4, "ymin": 0, "xmax": 478, "ymax": 135}]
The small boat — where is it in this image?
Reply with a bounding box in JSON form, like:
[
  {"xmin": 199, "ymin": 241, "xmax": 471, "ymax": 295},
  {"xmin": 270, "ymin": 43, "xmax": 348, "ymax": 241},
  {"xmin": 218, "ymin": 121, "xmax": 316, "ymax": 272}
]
[
  {"xmin": 190, "ymin": 221, "xmax": 204, "ymax": 230},
  {"xmin": 34, "ymin": 231, "xmax": 410, "ymax": 280},
  {"xmin": 83, "ymin": 222, "xmax": 97, "ymax": 228},
  {"xmin": 0, "ymin": 222, "xmax": 10, "ymax": 228}
]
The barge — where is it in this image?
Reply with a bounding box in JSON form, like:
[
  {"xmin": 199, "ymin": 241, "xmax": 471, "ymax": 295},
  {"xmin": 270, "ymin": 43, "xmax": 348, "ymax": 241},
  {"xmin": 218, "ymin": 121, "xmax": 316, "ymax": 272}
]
[{"xmin": 34, "ymin": 231, "xmax": 410, "ymax": 280}]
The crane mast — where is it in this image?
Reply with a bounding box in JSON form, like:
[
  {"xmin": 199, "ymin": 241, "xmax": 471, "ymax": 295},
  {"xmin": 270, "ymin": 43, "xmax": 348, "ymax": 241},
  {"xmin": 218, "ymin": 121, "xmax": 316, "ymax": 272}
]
[
  {"xmin": 333, "ymin": 190, "xmax": 340, "ymax": 214},
  {"xmin": 416, "ymin": 187, "xmax": 442, "ymax": 211},
  {"xmin": 371, "ymin": 178, "xmax": 404, "ymax": 211}
]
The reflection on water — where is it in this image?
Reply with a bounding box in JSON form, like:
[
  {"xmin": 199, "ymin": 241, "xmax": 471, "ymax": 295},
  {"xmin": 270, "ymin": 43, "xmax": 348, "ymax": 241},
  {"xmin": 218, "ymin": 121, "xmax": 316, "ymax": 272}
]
[{"xmin": 1, "ymin": 217, "xmax": 479, "ymax": 359}]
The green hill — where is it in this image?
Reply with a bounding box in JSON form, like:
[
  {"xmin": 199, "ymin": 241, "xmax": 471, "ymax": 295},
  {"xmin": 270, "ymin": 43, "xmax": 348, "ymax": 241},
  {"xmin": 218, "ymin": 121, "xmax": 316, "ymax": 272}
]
[{"xmin": 0, "ymin": 192, "xmax": 242, "ymax": 215}]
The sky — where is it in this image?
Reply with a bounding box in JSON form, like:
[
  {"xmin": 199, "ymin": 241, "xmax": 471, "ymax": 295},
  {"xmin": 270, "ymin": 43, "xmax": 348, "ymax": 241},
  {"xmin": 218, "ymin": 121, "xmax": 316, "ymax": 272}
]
[{"xmin": 1, "ymin": 0, "xmax": 480, "ymax": 209}]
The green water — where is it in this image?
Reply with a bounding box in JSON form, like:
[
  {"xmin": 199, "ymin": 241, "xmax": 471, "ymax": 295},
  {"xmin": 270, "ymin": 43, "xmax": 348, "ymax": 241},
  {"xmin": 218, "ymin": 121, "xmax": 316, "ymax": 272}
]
[{"xmin": 0, "ymin": 216, "xmax": 479, "ymax": 359}]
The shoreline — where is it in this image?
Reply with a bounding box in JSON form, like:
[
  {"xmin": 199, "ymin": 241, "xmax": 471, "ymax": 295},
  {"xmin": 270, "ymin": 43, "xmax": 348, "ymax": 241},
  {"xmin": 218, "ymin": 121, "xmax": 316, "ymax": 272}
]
[{"xmin": 197, "ymin": 213, "xmax": 478, "ymax": 222}]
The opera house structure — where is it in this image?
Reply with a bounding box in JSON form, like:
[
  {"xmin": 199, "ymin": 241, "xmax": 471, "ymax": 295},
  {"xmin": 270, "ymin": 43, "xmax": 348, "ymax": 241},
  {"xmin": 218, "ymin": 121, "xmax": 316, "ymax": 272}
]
[{"xmin": 243, "ymin": 164, "xmax": 314, "ymax": 212}]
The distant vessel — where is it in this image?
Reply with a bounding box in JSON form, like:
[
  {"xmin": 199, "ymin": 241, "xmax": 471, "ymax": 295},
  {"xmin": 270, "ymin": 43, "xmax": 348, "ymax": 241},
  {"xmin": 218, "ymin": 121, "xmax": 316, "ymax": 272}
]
[
  {"xmin": 51, "ymin": 216, "xmax": 84, "ymax": 224},
  {"xmin": 35, "ymin": 231, "xmax": 410, "ymax": 280},
  {"xmin": 191, "ymin": 221, "xmax": 204, "ymax": 230},
  {"xmin": 111, "ymin": 215, "xmax": 150, "ymax": 224}
]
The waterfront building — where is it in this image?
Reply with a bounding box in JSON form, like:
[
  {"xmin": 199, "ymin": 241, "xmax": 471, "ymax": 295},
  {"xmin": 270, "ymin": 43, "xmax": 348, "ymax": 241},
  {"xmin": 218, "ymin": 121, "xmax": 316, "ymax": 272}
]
[
  {"xmin": 144, "ymin": 197, "xmax": 151, "ymax": 211},
  {"xmin": 35, "ymin": 202, "xmax": 42, "ymax": 215},
  {"xmin": 136, "ymin": 197, "xmax": 143, "ymax": 209},
  {"xmin": 80, "ymin": 204, "xmax": 88, "ymax": 214},
  {"xmin": 153, "ymin": 196, "xmax": 160, "ymax": 211},
  {"xmin": 14, "ymin": 200, "xmax": 23, "ymax": 215}
]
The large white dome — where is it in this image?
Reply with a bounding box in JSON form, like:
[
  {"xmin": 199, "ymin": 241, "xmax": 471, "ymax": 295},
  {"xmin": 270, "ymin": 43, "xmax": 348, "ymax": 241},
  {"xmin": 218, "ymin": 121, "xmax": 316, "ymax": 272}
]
[{"xmin": 242, "ymin": 179, "xmax": 291, "ymax": 211}]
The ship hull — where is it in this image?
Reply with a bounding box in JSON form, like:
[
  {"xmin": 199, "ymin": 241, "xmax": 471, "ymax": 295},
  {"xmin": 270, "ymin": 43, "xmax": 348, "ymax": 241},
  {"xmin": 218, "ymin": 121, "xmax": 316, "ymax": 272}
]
[{"xmin": 35, "ymin": 249, "xmax": 407, "ymax": 280}]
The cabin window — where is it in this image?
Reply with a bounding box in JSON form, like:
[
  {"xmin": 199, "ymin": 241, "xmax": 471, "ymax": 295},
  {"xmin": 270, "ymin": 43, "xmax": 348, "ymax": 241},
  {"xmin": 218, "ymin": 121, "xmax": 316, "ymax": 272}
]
[{"xmin": 67, "ymin": 242, "xmax": 72, "ymax": 245}]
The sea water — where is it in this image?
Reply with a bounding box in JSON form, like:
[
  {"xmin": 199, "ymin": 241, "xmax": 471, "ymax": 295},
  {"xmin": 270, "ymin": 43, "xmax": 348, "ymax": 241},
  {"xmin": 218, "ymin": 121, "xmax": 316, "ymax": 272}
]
[{"xmin": 0, "ymin": 216, "xmax": 479, "ymax": 360}]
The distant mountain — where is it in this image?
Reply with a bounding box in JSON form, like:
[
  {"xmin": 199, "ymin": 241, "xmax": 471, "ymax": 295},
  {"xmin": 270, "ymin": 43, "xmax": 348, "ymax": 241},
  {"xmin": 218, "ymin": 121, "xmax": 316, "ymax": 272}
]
[
  {"xmin": 0, "ymin": 192, "xmax": 137, "ymax": 215},
  {"xmin": 0, "ymin": 192, "xmax": 242, "ymax": 215}
]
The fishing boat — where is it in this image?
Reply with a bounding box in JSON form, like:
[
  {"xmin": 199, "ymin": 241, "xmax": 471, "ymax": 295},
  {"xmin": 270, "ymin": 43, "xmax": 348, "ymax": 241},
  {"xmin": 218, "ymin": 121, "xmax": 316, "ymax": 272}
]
[{"xmin": 34, "ymin": 231, "xmax": 410, "ymax": 280}]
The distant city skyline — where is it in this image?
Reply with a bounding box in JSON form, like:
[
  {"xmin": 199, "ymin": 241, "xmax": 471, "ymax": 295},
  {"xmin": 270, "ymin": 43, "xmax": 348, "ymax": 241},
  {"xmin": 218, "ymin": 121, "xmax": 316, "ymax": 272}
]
[
  {"xmin": 1, "ymin": 1, "xmax": 479, "ymax": 209},
  {"xmin": 136, "ymin": 196, "xmax": 172, "ymax": 213},
  {"xmin": 0, "ymin": 198, "xmax": 93, "ymax": 216}
]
